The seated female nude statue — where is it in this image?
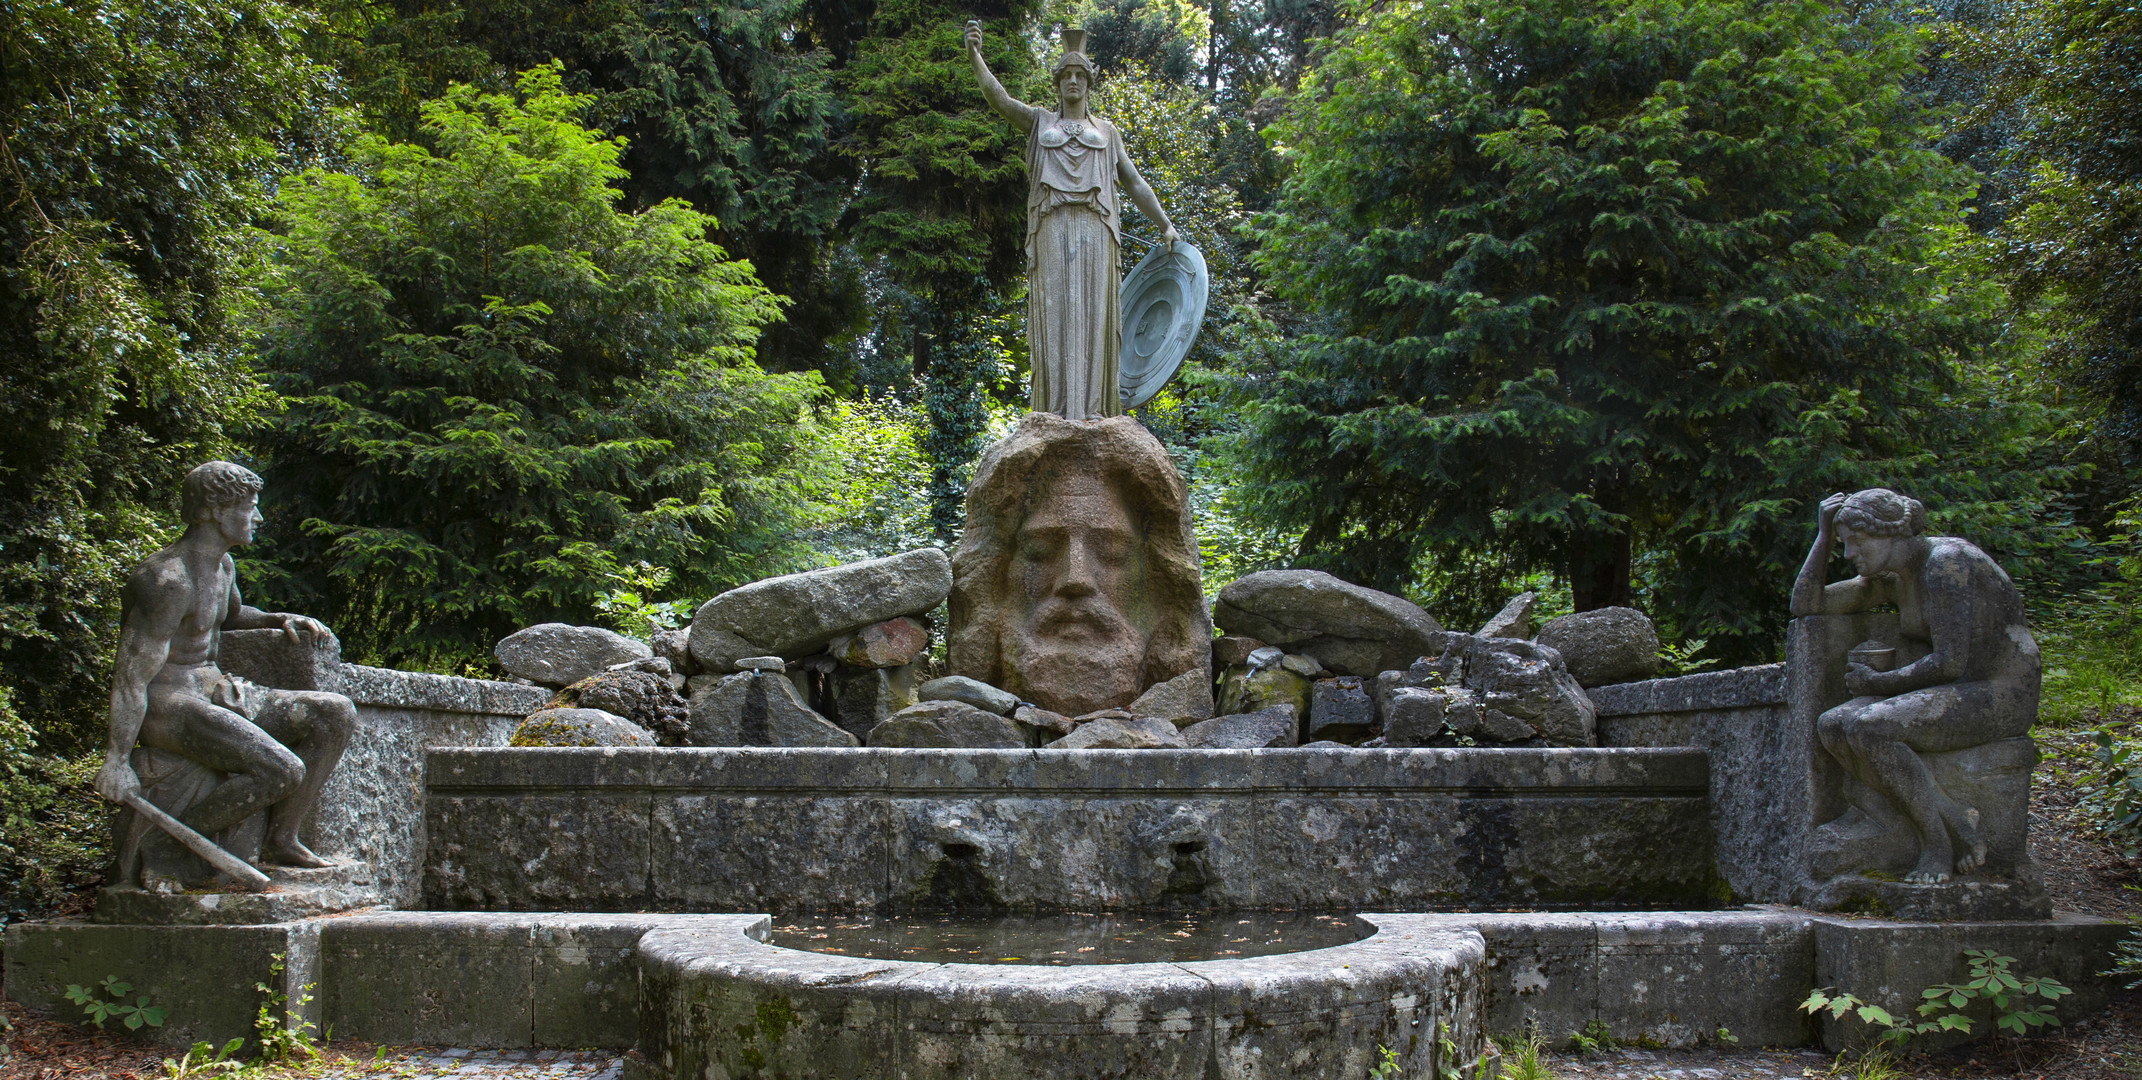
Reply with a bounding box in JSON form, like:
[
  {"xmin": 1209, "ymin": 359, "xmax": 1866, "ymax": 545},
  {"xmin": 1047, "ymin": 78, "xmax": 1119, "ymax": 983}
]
[{"xmin": 1789, "ymin": 488, "xmax": 2040, "ymax": 884}]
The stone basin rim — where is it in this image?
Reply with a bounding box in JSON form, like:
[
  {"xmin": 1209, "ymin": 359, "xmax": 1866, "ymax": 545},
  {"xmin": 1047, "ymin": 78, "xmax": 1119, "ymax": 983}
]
[{"xmin": 646, "ymin": 911, "xmax": 1481, "ymax": 981}]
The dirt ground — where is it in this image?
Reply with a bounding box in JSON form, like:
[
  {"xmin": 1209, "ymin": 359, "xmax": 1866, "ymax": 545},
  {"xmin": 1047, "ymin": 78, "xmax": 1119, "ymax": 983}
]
[{"xmin": 4, "ymin": 714, "xmax": 2138, "ymax": 1079}]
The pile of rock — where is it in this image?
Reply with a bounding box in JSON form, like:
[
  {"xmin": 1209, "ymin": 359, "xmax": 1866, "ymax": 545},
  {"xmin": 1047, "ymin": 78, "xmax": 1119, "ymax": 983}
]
[
  {"xmin": 493, "ymin": 554, "xmax": 1665, "ymax": 753},
  {"xmin": 498, "ymin": 625, "xmax": 692, "ymax": 747},
  {"xmin": 1202, "ymin": 570, "xmax": 1661, "ymax": 748},
  {"xmin": 675, "ymin": 548, "xmax": 951, "ymax": 747}
]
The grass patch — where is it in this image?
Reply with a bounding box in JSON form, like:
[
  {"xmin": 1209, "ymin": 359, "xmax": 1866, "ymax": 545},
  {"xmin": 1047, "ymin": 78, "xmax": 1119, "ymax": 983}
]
[{"xmin": 2035, "ymin": 589, "xmax": 2142, "ymax": 727}]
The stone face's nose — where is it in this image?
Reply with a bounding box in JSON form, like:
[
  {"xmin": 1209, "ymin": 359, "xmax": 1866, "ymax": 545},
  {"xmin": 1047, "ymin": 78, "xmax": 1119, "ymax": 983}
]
[{"xmin": 1054, "ymin": 533, "xmax": 1102, "ymax": 598}]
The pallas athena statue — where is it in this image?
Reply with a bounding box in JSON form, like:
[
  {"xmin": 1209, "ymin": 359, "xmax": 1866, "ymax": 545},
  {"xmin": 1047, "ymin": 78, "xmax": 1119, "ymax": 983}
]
[{"xmin": 967, "ymin": 22, "xmax": 1181, "ymax": 420}]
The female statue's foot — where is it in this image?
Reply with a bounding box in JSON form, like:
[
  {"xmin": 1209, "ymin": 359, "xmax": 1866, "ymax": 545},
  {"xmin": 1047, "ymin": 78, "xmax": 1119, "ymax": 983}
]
[
  {"xmin": 1950, "ymin": 806, "xmax": 1987, "ymax": 875},
  {"xmin": 1905, "ymin": 851, "xmax": 1953, "ymax": 884}
]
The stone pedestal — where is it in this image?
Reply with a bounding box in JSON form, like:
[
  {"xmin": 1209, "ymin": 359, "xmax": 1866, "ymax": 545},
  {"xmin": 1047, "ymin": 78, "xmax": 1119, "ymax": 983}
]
[{"xmin": 95, "ymin": 862, "xmax": 381, "ymax": 926}]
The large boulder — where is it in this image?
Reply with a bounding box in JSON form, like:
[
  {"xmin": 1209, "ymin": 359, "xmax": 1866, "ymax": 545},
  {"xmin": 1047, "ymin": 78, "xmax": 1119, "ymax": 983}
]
[
  {"xmin": 1213, "ymin": 570, "xmax": 1443, "ymax": 675},
  {"xmin": 1536, "ymin": 607, "xmax": 1660, "ymax": 687},
  {"xmin": 1046, "ymin": 716, "xmax": 1187, "ymax": 750},
  {"xmin": 511, "ymin": 708, "xmax": 656, "ymax": 748},
  {"xmin": 1183, "ymin": 706, "xmax": 1298, "ymax": 749},
  {"xmin": 1125, "ymin": 670, "xmax": 1214, "ymax": 724},
  {"xmin": 918, "ymin": 675, "xmax": 1018, "ymax": 716},
  {"xmin": 1215, "ymin": 665, "xmax": 1311, "ymax": 719},
  {"xmin": 1306, "ymin": 676, "xmax": 1377, "ymax": 742},
  {"xmin": 833, "ymin": 617, "xmax": 930, "ymax": 669},
  {"xmin": 651, "ymin": 627, "xmax": 701, "ymax": 677},
  {"xmin": 687, "ymin": 671, "xmax": 857, "ymax": 747},
  {"xmin": 1477, "ymin": 592, "xmax": 1536, "ymax": 639},
  {"xmin": 688, "ymin": 548, "xmax": 951, "ymax": 671},
  {"xmin": 554, "ymin": 668, "xmax": 688, "ymax": 746},
  {"xmin": 946, "ymin": 413, "xmax": 1211, "ymax": 716},
  {"xmin": 867, "ymin": 700, "xmax": 1027, "ymax": 748},
  {"xmin": 1436, "ymin": 636, "xmax": 1595, "ymax": 746},
  {"xmin": 824, "ymin": 665, "xmax": 918, "ymax": 743},
  {"xmin": 495, "ymin": 623, "xmax": 651, "ymax": 687}
]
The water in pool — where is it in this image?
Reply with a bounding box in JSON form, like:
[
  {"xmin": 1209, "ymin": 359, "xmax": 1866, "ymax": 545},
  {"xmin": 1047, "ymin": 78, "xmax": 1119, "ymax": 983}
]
[{"xmin": 766, "ymin": 911, "xmax": 1372, "ymax": 965}]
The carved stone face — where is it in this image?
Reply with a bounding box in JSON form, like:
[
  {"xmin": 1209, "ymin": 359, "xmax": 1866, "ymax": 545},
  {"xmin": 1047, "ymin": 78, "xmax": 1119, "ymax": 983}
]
[
  {"xmin": 1005, "ymin": 471, "xmax": 1147, "ymax": 714},
  {"xmin": 210, "ymin": 495, "xmax": 263, "ymax": 547},
  {"xmin": 1839, "ymin": 526, "xmax": 1911, "ymax": 578},
  {"xmin": 1056, "ymin": 68, "xmax": 1089, "ymax": 110}
]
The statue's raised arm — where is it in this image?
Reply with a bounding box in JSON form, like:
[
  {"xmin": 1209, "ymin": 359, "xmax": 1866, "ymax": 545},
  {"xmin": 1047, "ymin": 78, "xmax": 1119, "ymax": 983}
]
[
  {"xmin": 966, "ymin": 22, "xmax": 1038, "ymax": 134},
  {"xmin": 967, "ymin": 24, "xmax": 1182, "ymax": 421}
]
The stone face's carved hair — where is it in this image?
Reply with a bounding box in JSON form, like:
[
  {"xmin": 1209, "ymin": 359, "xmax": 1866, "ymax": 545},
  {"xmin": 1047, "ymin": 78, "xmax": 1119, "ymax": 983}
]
[
  {"xmin": 948, "ymin": 414, "xmax": 1209, "ymax": 705},
  {"xmin": 181, "ymin": 461, "xmax": 264, "ymax": 524},
  {"xmin": 1836, "ymin": 487, "xmax": 1926, "ymax": 539}
]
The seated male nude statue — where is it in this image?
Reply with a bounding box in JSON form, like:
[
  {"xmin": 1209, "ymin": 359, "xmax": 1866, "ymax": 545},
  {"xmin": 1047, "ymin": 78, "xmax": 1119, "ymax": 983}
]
[
  {"xmin": 1789, "ymin": 487, "xmax": 2040, "ymax": 884},
  {"xmin": 94, "ymin": 461, "xmax": 356, "ymax": 871}
]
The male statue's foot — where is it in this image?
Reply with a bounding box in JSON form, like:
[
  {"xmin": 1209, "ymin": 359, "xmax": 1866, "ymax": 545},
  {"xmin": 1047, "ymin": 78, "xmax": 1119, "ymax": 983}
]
[
  {"xmin": 264, "ymin": 837, "xmax": 337, "ymax": 869},
  {"xmin": 1904, "ymin": 852, "xmax": 1952, "ymax": 885}
]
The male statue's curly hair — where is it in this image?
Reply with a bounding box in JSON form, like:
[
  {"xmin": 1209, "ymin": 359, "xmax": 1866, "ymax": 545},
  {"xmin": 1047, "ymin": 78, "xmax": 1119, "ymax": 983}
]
[
  {"xmin": 181, "ymin": 461, "xmax": 265, "ymax": 525},
  {"xmin": 1836, "ymin": 488, "xmax": 1927, "ymax": 539},
  {"xmin": 947, "ymin": 414, "xmax": 1210, "ymax": 708}
]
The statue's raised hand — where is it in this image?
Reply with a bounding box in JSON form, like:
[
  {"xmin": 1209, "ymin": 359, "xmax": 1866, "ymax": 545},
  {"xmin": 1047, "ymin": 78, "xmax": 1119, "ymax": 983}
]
[
  {"xmin": 964, "ymin": 20, "xmax": 983, "ymax": 55},
  {"xmin": 1818, "ymin": 491, "xmax": 1848, "ymax": 532}
]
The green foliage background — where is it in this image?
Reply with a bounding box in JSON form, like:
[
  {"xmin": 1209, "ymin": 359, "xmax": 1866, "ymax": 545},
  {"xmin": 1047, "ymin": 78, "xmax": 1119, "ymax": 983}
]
[
  {"xmin": 1223, "ymin": 0, "xmax": 2085, "ymax": 657},
  {"xmin": 244, "ymin": 67, "xmax": 823, "ymax": 670}
]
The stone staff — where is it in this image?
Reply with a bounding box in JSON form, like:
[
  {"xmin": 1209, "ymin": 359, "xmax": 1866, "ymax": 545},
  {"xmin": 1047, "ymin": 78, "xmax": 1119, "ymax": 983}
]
[{"xmin": 122, "ymin": 791, "xmax": 272, "ymax": 891}]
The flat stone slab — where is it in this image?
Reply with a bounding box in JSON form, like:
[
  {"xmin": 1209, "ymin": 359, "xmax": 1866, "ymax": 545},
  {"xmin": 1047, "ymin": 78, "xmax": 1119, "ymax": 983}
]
[
  {"xmin": 94, "ymin": 862, "xmax": 382, "ymax": 925},
  {"xmin": 421, "ymin": 747, "xmax": 1716, "ymax": 913},
  {"xmin": 630, "ymin": 913, "xmax": 1490, "ymax": 1080},
  {"xmin": 6, "ymin": 908, "xmax": 2123, "ymax": 1056}
]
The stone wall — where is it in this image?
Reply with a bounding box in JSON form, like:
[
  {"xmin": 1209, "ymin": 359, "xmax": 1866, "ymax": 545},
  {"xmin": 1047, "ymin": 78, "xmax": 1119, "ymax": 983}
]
[
  {"xmin": 10, "ymin": 908, "xmax": 2123, "ymax": 1053},
  {"xmin": 218, "ymin": 633, "xmax": 551, "ymax": 908},
  {"xmin": 422, "ymin": 746, "xmax": 1717, "ymax": 913},
  {"xmin": 1588, "ymin": 664, "xmax": 1794, "ymax": 904},
  {"xmin": 308, "ymin": 665, "xmax": 550, "ymax": 906}
]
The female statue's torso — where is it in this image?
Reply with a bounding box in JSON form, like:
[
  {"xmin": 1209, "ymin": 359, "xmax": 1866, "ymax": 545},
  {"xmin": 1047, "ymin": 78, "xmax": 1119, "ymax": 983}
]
[{"xmin": 1025, "ymin": 111, "xmax": 1124, "ymax": 420}]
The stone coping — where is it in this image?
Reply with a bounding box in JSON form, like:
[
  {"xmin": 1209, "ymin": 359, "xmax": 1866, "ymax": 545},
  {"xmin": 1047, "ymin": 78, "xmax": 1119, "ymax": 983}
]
[
  {"xmin": 426, "ymin": 745, "xmax": 1709, "ymax": 795},
  {"xmin": 339, "ymin": 663, "xmax": 552, "ymax": 716},
  {"xmin": 1587, "ymin": 663, "xmax": 1785, "ymax": 718},
  {"xmin": 642, "ymin": 909, "xmax": 1479, "ymax": 981}
]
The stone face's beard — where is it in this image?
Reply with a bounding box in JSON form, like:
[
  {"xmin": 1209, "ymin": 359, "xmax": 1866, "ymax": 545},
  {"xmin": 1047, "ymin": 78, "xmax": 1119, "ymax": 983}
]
[{"xmin": 1007, "ymin": 597, "xmax": 1145, "ymax": 715}]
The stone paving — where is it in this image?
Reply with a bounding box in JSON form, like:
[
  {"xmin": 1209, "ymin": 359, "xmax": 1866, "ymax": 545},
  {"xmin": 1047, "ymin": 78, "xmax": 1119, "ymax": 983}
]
[
  {"xmin": 1542, "ymin": 1047, "xmax": 1839, "ymax": 1080},
  {"xmin": 317, "ymin": 1049, "xmax": 624, "ymax": 1080}
]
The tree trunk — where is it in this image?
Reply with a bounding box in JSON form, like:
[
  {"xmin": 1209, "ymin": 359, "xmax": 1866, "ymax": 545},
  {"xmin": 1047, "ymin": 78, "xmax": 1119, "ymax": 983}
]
[
  {"xmin": 1568, "ymin": 527, "xmax": 1633, "ymax": 611},
  {"xmin": 911, "ymin": 307, "xmax": 933, "ymax": 379}
]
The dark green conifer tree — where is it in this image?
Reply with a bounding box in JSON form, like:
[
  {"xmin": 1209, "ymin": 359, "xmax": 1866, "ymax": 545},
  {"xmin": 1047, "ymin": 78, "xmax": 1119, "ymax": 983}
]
[
  {"xmin": 1233, "ymin": 0, "xmax": 2066, "ymax": 655},
  {"xmin": 247, "ymin": 67, "xmax": 818, "ymax": 669}
]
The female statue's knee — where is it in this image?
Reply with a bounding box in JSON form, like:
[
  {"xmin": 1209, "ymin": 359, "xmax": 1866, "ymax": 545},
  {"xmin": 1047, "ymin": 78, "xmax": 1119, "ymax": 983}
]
[
  {"xmin": 1843, "ymin": 719, "xmax": 1901, "ymax": 755},
  {"xmin": 1817, "ymin": 708, "xmax": 1851, "ymax": 750}
]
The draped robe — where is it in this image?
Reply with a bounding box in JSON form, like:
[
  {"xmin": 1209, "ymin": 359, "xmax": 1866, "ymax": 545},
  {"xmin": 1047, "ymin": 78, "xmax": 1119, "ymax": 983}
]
[{"xmin": 1024, "ymin": 111, "xmax": 1124, "ymax": 420}]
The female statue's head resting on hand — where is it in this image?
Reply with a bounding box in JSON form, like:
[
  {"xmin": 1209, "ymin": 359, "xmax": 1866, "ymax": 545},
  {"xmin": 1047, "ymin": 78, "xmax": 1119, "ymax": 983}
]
[
  {"xmin": 1833, "ymin": 488, "xmax": 1928, "ymax": 579},
  {"xmin": 1834, "ymin": 487, "xmax": 1927, "ymax": 539}
]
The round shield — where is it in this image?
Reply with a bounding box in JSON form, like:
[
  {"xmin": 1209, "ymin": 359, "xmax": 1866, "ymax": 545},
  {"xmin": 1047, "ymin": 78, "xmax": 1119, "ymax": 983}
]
[{"xmin": 1118, "ymin": 240, "xmax": 1209, "ymax": 410}]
